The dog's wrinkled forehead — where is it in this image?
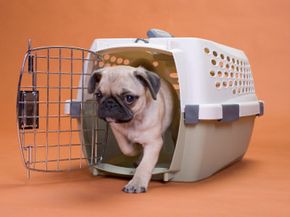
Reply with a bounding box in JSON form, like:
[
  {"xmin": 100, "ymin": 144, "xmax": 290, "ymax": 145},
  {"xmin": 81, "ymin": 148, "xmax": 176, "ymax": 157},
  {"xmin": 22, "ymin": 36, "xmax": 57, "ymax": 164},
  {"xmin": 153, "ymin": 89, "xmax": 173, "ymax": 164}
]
[
  {"xmin": 97, "ymin": 66, "xmax": 145, "ymax": 95},
  {"xmin": 88, "ymin": 65, "xmax": 161, "ymax": 100}
]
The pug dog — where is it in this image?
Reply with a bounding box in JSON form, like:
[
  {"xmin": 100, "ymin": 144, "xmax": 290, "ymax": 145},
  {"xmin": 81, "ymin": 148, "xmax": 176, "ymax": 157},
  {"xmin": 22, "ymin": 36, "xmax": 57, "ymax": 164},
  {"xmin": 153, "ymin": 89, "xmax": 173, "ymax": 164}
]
[{"xmin": 87, "ymin": 65, "xmax": 173, "ymax": 193}]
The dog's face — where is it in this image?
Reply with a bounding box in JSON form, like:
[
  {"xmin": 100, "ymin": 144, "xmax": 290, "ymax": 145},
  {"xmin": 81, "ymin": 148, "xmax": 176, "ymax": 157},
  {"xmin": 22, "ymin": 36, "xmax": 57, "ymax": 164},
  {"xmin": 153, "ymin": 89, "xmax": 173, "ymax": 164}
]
[{"xmin": 87, "ymin": 66, "xmax": 160, "ymax": 123}]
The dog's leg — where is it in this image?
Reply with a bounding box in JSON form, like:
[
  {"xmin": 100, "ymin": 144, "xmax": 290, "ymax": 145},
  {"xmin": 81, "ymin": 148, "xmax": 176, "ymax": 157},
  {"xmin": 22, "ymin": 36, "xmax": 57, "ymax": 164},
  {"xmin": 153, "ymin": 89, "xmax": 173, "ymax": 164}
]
[
  {"xmin": 123, "ymin": 138, "xmax": 163, "ymax": 193},
  {"xmin": 110, "ymin": 126, "xmax": 141, "ymax": 157}
]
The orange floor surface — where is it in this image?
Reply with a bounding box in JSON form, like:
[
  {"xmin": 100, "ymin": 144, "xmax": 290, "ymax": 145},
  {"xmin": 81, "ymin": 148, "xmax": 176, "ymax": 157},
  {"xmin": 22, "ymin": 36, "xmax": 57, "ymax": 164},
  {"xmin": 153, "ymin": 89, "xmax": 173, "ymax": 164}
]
[
  {"xmin": 1, "ymin": 115, "xmax": 290, "ymax": 217},
  {"xmin": 1, "ymin": 0, "xmax": 290, "ymax": 216}
]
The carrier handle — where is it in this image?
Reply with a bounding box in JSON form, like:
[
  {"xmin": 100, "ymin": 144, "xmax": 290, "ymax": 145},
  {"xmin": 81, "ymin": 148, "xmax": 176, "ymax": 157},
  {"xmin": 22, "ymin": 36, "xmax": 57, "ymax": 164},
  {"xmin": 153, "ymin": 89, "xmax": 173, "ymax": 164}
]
[{"xmin": 147, "ymin": 29, "xmax": 174, "ymax": 38}]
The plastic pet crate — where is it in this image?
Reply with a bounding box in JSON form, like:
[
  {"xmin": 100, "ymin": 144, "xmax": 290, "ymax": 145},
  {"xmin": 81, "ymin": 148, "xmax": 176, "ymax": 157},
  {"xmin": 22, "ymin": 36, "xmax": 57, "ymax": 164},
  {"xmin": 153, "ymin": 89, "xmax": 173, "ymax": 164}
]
[{"xmin": 17, "ymin": 29, "xmax": 264, "ymax": 181}]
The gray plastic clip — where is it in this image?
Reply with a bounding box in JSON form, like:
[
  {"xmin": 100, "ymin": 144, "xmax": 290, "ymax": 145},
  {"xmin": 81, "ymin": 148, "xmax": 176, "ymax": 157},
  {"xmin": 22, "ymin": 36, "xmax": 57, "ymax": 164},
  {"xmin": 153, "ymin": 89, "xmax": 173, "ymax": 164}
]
[
  {"xmin": 70, "ymin": 101, "xmax": 81, "ymax": 118},
  {"xmin": 221, "ymin": 104, "xmax": 240, "ymax": 122},
  {"xmin": 184, "ymin": 105, "xmax": 199, "ymax": 125},
  {"xmin": 258, "ymin": 101, "xmax": 264, "ymax": 116}
]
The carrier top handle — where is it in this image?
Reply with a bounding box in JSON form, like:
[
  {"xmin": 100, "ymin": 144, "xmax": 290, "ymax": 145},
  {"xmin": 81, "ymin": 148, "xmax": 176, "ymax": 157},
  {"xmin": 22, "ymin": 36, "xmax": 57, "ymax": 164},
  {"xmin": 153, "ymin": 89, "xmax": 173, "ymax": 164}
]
[{"xmin": 147, "ymin": 29, "xmax": 174, "ymax": 38}]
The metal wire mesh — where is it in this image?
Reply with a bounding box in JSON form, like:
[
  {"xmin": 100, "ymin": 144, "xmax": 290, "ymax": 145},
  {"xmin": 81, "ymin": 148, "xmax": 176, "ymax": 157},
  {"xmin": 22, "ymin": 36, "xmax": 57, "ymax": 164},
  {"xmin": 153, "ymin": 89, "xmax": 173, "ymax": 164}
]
[
  {"xmin": 17, "ymin": 44, "xmax": 179, "ymax": 177},
  {"xmin": 17, "ymin": 45, "xmax": 100, "ymax": 175}
]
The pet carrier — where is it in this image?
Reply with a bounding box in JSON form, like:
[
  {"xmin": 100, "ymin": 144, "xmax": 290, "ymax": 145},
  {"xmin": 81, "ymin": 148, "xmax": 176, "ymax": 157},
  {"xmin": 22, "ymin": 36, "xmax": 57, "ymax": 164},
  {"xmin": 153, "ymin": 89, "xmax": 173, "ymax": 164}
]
[{"xmin": 17, "ymin": 29, "xmax": 264, "ymax": 181}]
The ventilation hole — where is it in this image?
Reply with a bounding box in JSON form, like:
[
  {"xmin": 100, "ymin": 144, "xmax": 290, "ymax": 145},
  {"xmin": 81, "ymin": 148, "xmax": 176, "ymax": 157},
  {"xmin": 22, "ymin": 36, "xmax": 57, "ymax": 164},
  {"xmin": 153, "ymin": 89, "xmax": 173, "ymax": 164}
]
[
  {"xmin": 235, "ymin": 81, "xmax": 238, "ymax": 86},
  {"xmin": 117, "ymin": 58, "xmax": 123, "ymax": 64},
  {"xmin": 224, "ymin": 72, "xmax": 229, "ymax": 78},
  {"xmin": 229, "ymin": 80, "xmax": 233, "ymax": 87},
  {"xmin": 220, "ymin": 54, "xmax": 225, "ymax": 59},
  {"xmin": 217, "ymin": 71, "xmax": 223, "ymax": 77},
  {"xmin": 215, "ymin": 82, "xmax": 221, "ymax": 88},
  {"xmin": 204, "ymin": 48, "xmax": 210, "ymax": 54},
  {"xmin": 153, "ymin": 61, "xmax": 159, "ymax": 67},
  {"xmin": 227, "ymin": 56, "xmax": 230, "ymax": 61},
  {"xmin": 213, "ymin": 51, "xmax": 218, "ymax": 57},
  {"xmin": 239, "ymin": 80, "xmax": 242, "ymax": 86},
  {"xmin": 104, "ymin": 54, "xmax": 110, "ymax": 60},
  {"xmin": 230, "ymin": 72, "xmax": 234, "ymax": 78},
  {"xmin": 237, "ymin": 60, "xmax": 240, "ymax": 65},
  {"xmin": 233, "ymin": 89, "xmax": 236, "ymax": 94},
  {"xmin": 238, "ymin": 88, "xmax": 241, "ymax": 94},
  {"xmin": 210, "ymin": 71, "xmax": 215, "ymax": 77},
  {"xmin": 124, "ymin": 59, "xmax": 130, "ymax": 65},
  {"xmin": 236, "ymin": 66, "xmax": 239, "ymax": 72},
  {"xmin": 226, "ymin": 64, "xmax": 229, "ymax": 69},
  {"xmin": 232, "ymin": 58, "xmax": 235, "ymax": 64},
  {"xmin": 170, "ymin": 73, "xmax": 178, "ymax": 78},
  {"xmin": 98, "ymin": 61, "xmax": 105, "ymax": 67},
  {"xmin": 231, "ymin": 65, "xmax": 235, "ymax": 70},
  {"xmin": 211, "ymin": 59, "xmax": 217, "ymax": 65},
  {"xmin": 223, "ymin": 81, "xmax": 227, "ymax": 87},
  {"xmin": 218, "ymin": 61, "xmax": 223, "ymax": 68},
  {"xmin": 110, "ymin": 56, "xmax": 117, "ymax": 62}
]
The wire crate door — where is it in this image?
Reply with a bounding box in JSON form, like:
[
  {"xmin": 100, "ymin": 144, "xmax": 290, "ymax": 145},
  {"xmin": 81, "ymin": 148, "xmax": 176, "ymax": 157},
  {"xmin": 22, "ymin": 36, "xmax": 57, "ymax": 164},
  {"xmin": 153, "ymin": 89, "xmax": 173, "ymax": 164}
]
[{"xmin": 17, "ymin": 46, "xmax": 99, "ymax": 173}]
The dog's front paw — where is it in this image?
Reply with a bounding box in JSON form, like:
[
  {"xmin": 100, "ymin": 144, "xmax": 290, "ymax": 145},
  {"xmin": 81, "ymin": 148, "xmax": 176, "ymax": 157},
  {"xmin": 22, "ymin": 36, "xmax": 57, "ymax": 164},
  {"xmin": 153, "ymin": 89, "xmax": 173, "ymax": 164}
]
[{"xmin": 122, "ymin": 179, "xmax": 147, "ymax": 193}]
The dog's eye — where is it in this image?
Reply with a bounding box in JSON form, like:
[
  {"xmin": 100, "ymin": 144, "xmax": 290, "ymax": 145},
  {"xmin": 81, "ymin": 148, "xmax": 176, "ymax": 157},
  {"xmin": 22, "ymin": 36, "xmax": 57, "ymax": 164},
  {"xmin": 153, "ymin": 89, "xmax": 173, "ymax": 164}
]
[
  {"xmin": 124, "ymin": 95, "xmax": 138, "ymax": 105},
  {"xmin": 95, "ymin": 91, "xmax": 103, "ymax": 99}
]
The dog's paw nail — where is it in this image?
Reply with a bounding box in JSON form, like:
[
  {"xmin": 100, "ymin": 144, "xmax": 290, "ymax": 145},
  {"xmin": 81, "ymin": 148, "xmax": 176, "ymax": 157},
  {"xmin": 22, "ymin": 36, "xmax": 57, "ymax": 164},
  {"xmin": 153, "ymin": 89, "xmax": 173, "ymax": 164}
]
[
  {"xmin": 139, "ymin": 187, "xmax": 146, "ymax": 193},
  {"xmin": 122, "ymin": 185, "xmax": 147, "ymax": 193}
]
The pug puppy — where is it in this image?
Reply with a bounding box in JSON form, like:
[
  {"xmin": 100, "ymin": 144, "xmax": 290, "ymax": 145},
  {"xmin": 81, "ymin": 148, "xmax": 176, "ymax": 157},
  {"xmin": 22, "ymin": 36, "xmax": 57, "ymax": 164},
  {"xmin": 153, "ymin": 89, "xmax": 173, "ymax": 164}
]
[{"xmin": 87, "ymin": 65, "xmax": 173, "ymax": 193}]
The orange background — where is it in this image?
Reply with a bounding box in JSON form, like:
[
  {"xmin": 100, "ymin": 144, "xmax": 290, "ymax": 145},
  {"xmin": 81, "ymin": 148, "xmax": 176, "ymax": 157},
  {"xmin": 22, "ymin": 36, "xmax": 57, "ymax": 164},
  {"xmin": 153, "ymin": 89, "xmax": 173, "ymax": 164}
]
[{"xmin": 0, "ymin": 0, "xmax": 290, "ymax": 216}]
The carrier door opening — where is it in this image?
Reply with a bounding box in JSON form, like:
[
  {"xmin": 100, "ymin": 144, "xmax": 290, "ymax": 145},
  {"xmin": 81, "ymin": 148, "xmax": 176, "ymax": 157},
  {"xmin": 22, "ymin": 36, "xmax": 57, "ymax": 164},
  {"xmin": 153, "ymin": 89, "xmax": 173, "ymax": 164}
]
[{"xmin": 83, "ymin": 47, "xmax": 181, "ymax": 174}]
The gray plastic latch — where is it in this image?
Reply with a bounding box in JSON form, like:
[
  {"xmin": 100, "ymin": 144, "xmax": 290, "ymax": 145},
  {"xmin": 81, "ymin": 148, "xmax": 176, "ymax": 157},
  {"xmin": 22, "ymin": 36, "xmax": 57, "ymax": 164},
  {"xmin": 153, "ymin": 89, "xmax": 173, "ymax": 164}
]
[
  {"xmin": 70, "ymin": 101, "xmax": 81, "ymax": 118},
  {"xmin": 222, "ymin": 104, "xmax": 240, "ymax": 122},
  {"xmin": 184, "ymin": 105, "xmax": 199, "ymax": 125},
  {"xmin": 258, "ymin": 101, "xmax": 264, "ymax": 116}
]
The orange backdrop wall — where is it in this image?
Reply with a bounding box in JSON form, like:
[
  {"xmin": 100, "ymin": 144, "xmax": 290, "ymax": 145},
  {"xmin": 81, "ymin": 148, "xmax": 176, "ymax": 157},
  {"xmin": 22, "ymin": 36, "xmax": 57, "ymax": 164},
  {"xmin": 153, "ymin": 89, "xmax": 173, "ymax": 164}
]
[{"xmin": 0, "ymin": 0, "xmax": 289, "ymax": 136}]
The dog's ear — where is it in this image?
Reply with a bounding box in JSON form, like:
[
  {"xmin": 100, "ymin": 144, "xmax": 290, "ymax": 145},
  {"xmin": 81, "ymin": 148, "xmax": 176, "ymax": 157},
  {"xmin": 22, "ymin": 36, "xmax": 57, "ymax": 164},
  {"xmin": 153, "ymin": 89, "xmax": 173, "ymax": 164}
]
[
  {"xmin": 87, "ymin": 69, "xmax": 103, "ymax": 94},
  {"xmin": 134, "ymin": 67, "xmax": 161, "ymax": 100}
]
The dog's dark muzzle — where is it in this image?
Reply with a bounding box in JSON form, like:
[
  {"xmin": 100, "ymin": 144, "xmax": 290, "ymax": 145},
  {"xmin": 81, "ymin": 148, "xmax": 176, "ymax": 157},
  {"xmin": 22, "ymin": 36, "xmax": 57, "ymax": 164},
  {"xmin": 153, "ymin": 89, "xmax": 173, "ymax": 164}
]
[{"xmin": 98, "ymin": 96, "xmax": 133, "ymax": 123}]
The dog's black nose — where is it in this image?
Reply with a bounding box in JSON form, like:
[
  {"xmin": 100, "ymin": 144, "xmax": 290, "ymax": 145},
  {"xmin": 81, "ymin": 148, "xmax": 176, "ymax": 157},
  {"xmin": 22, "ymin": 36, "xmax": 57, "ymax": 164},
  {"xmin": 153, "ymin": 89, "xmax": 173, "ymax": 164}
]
[
  {"xmin": 105, "ymin": 98, "xmax": 118, "ymax": 109},
  {"xmin": 98, "ymin": 96, "xmax": 133, "ymax": 123}
]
